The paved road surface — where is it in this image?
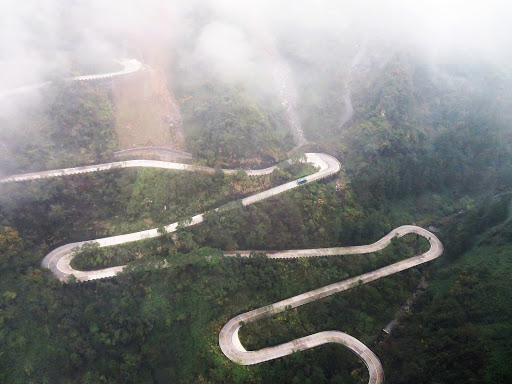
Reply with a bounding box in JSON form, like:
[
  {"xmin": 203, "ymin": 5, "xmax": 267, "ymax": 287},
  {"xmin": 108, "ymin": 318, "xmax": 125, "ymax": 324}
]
[
  {"xmin": 220, "ymin": 225, "xmax": 442, "ymax": 384},
  {"xmin": 0, "ymin": 53, "xmax": 425, "ymax": 381},
  {"xmin": 1, "ymin": 152, "xmax": 443, "ymax": 383},
  {"xmin": 1, "ymin": 153, "xmax": 340, "ymax": 281},
  {"xmin": 72, "ymin": 59, "xmax": 142, "ymax": 81},
  {"xmin": 0, "ymin": 58, "xmax": 142, "ymax": 98}
]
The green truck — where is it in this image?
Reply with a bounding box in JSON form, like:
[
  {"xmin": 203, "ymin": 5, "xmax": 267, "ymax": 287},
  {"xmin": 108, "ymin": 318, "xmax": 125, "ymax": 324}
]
[{"xmin": 297, "ymin": 178, "xmax": 307, "ymax": 185}]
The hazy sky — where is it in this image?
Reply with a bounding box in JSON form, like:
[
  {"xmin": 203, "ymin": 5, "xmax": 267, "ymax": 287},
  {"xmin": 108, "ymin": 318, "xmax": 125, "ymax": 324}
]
[{"xmin": 0, "ymin": 0, "xmax": 510, "ymax": 89}]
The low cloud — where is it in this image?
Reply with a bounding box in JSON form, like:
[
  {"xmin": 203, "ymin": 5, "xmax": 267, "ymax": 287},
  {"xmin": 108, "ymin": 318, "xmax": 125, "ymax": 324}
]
[
  {"xmin": 195, "ymin": 22, "xmax": 259, "ymax": 84},
  {"xmin": 0, "ymin": 0, "xmax": 510, "ymax": 92}
]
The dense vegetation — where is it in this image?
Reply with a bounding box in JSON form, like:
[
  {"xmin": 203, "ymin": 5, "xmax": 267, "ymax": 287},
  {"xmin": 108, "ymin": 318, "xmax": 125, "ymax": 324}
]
[
  {"xmin": 178, "ymin": 81, "xmax": 293, "ymax": 167},
  {"xmin": 378, "ymin": 197, "xmax": 512, "ymax": 384},
  {"xmin": 169, "ymin": 13, "xmax": 294, "ymax": 168},
  {"xmin": 284, "ymin": 40, "xmax": 512, "ymax": 202},
  {"xmin": 1, "ymin": 34, "xmax": 512, "ymax": 384},
  {"xmin": 0, "ymin": 212, "xmax": 427, "ymax": 384},
  {"xmin": 2, "ymin": 191, "xmax": 511, "ymax": 384},
  {"xmin": 342, "ymin": 53, "xmax": 512, "ymax": 202},
  {"xmin": 0, "ymin": 82, "xmax": 117, "ymax": 175},
  {"xmin": 0, "ymin": 159, "xmax": 313, "ymax": 250}
]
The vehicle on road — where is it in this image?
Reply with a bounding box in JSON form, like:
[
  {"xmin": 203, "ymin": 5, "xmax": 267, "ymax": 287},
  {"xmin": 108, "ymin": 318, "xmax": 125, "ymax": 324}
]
[{"xmin": 297, "ymin": 177, "xmax": 307, "ymax": 185}]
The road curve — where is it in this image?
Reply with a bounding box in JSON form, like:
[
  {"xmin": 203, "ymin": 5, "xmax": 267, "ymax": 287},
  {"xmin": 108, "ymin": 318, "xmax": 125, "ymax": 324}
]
[
  {"xmin": 0, "ymin": 43, "xmax": 436, "ymax": 382},
  {"xmin": 0, "ymin": 152, "xmax": 443, "ymax": 383},
  {"xmin": 72, "ymin": 59, "xmax": 142, "ymax": 81},
  {"xmin": 220, "ymin": 225, "xmax": 442, "ymax": 384},
  {"xmin": 0, "ymin": 153, "xmax": 340, "ymax": 281},
  {"xmin": 0, "ymin": 58, "xmax": 142, "ymax": 98}
]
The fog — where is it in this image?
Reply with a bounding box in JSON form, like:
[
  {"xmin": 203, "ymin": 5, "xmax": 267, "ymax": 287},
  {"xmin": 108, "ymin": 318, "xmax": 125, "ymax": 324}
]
[{"xmin": 0, "ymin": 0, "xmax": 510, "ymax": 91}]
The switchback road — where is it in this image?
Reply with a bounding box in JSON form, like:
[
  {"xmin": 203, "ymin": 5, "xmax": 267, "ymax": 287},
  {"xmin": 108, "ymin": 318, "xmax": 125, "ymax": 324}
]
[
  {"xmin": 221, "ymin": 225, "xmax": 442, "ymax": 384},
  {"xmin": 1, "ymin": 152, "xmax": 443, "ymax": 383},
  {"xmin": 0, "ymin": 153, "xmax": 340, "ymax": 281}
]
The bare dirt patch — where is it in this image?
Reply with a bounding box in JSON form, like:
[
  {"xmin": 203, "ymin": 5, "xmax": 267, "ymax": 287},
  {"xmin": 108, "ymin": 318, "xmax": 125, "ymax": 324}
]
[{"xmin": 112, "ymin": 66, "xmax": 184, "ymax": 150}]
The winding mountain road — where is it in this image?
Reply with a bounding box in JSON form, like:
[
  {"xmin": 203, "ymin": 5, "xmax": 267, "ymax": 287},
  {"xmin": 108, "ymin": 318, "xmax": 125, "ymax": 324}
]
[
  {"xmin": 0, "ymin": 50, "xmax": 442, "ymax": 383},
  {"xmin": 0, "ymin": 58, "xmax": 142, "ymax": 98},
  {"xmin": 1, "ymin": 151, "xmax": 442, "ymax": 383},
  {"xmin": 72, "ymin": 59, "xmax": 142, "ymax": 81},
  {"xmin": 0, "ymin": 153, "xmax": 340, "ymax": 281},
  {"xmin": 221, "ymin": 225, "xmax": 442, "ymax": 384}
]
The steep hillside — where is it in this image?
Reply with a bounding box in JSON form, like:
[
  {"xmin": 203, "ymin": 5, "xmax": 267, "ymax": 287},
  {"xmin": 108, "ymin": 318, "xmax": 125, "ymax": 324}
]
[
  {"xmin": 0, "ymin": 82, "xmax": 116, "ymax": 175},
  {"xmin": 342, "ymin": 51, "xmax": 512, "ymax": 202},
  {"xmin": 378, "ymin": 196, "xmax": 512, "ymax": 383},
  {"xmin": 112, "ymin": 65, "xmax": 184, "ymax": 150}
]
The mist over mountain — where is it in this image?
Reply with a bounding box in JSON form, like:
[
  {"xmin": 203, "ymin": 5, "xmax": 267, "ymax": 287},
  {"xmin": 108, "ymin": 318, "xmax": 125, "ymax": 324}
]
[
  {"xmin": 1, "ymin": 2, "xmax": 512, "ymax": 384},
  {"xmin": 1, "ymin": 0, "xmax": 511, "ymax": 89}
]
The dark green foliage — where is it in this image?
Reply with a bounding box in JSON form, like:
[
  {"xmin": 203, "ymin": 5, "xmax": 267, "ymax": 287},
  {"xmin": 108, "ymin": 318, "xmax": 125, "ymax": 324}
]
[
  {"xmin": 378, "ymin": 213, "xmax": 512, "ymax": 384},
  {"xmin": 181, "ymin": 82, "xmax": 292, "ymax": 167},
  {"xmin": 0, "ymin": 170, "xmax": 132, "ymax": 246},
  {"xmin": 0, "ymin": 224, "xmax": 422, "ymax": 384},
  {"xmin": 239, "ymin": 238, "xmax": 421, "ymax": 349},
  {"xmin": 441, "ymin": 194, "xmax": 511, "ymax": 260},
  {"xmin": 0, "ymin": 166, "xmax": 295, "ymax": 248},
  {"xmin": 2, "ymin": 35, "xmax": 512, "ymax": 384},
  {"xmin": 186, "ymin": 182, "xmax": 393, "ymax": 252},
  {"xmin": 0, "ymin": 82, "xmax": 116, "ymax": 174},
  {"xmin": 0, "ymin": 162, "xmax": 435, "ymax": 384},
  {"xmin": 339, "ymin": 52, "xmax": 512, "ymax": 203}
]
